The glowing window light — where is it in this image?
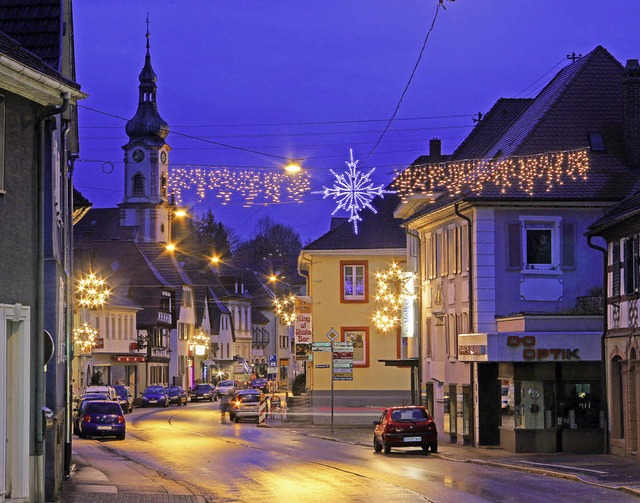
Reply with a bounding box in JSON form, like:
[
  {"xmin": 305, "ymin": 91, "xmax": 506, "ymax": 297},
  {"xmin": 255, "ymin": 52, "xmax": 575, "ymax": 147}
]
[
  {"xmin": 372, "ymin": 263, "xmax": 417, "ymax": 333},
  {"xmin": 392, "ymin": 148, "xmax": 590, "ymax": 202},
  {"xmin": 73, "ymin": 322, "xmax": 99, "ymax": 353},
  {"xmin": 76, "ymin": 273, "xmax": 110, "ymax": 308},
  {"xmin": 168, "ymin": 167, "xmax": 311, "ymax": 206},
  {"xmin": 273, "ymin": 293, "xmax": 297, "ymax": 326}
]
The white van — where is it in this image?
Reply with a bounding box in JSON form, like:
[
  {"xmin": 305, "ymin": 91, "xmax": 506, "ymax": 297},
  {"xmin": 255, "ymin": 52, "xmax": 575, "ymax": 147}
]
[{"xmin": 84, "ymin": 385, "xmax": 118, "ymax": 402}]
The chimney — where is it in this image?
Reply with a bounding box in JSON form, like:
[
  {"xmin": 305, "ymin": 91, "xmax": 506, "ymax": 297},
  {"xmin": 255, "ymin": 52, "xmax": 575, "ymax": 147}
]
[
  {"xmin": 429, "ymin": 138, "xmax": 442, "ymax": 162},
  {"xmin": 624, "ymin": 59, "xmax": 640, "ymax": 168}
]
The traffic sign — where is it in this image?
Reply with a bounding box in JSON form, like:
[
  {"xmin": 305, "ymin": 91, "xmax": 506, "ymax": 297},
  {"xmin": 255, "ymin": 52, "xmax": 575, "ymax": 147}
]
[{"xmin": 326, "ymin": 328, "xmax": 339, "ymax": 342}]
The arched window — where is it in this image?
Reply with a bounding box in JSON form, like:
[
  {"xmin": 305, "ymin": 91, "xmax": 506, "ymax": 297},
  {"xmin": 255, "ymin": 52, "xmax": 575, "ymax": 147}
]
[
  {"xmin": 133, "ymin": 173, "xmax": 145, "ymax": 196},
  {"xmin": 160, "ymin": 173, "xmax": 167, "ymax": 197}
]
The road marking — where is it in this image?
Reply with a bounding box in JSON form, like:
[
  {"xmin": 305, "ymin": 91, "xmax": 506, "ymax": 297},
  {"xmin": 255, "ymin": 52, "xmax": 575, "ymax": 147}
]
[{"xmin": 519, "ymin": 461, "xmax": 608, "ymax": 474}]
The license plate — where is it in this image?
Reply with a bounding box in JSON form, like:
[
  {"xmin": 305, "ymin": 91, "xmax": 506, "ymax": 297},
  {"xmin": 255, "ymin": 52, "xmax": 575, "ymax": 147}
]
[
  {"xmin": 96, "ymin": 425, "xmax": 112, "ymax": 430},
  {"xmin": 404, "ymin": 436, "xmax": 421, "ymax": 442},
  {"xmin": 149, "ymin": 400, "xmax": 157, "ymax": 403}
]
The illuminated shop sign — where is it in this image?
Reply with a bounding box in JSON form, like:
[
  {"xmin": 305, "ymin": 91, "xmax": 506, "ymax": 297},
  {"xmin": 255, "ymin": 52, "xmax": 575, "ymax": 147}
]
[{"xmin": 506, "ymin": 335, "xmax": 579, "ymax": 361}]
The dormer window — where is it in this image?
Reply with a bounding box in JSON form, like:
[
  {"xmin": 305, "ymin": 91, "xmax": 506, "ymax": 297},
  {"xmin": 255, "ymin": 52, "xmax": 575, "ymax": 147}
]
[
  {"xmin": 588, "ymin": 133, "xmax": 605, "ymax": 151},
  {"xmin": 132, "ymin": 173, "xmax": 145, "ymax": 196}
]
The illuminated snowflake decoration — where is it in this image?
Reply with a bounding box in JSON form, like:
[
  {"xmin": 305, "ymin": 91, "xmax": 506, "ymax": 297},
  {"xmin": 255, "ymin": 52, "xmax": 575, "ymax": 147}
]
[
  {"xmin": 273, "ymin": 293, "xmax": 297, "ymax": 326},
  {"xmin": 313, "ymin": 149, "xmax": 394, "ymax": 234},
  {"xmin": 76, "ymin": 273, "xmax": 110, "ymax": 308},
  {"xmin": 73, "ymin": 322, "xmax": 98, "ymax": 353}
]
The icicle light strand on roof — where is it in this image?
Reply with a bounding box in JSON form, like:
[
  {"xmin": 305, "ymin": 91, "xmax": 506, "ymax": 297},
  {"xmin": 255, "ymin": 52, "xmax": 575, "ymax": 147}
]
[
  {"xmin": 392, "ymin": 148, "xmax": 590, "ymax": 202},
  {"xmin": 168, "ymin": 167, "xmax": 310, "ymax": 207}
]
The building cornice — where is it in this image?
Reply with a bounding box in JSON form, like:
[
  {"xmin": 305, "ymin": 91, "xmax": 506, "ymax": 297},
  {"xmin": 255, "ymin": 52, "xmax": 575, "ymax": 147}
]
[{"xmin": 0, "ymin": 53, "xmax": 86, "ymax": 105}]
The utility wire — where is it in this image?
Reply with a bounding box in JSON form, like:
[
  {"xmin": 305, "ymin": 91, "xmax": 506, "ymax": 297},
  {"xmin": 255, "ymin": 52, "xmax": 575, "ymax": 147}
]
[
  {"xmin": 364, "ymin": 2, "xmax": 443, "ymax": 164},
  {"xmin": 78, "ymin": 104, "xmax": 294, "ymax": 162}
]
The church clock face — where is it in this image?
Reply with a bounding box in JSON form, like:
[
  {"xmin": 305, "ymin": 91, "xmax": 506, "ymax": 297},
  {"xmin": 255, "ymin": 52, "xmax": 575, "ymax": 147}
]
[
  {"xmin": 161, "ymin": 151, "xmax": 167, "ymax": 163},
  {"xmin": 133, "ymin": 149, "xmax": 145, "ymax": 163}
]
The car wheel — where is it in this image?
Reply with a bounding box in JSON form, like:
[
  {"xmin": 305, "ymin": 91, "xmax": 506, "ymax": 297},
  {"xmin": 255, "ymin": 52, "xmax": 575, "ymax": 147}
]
[
  {"xmin": 116, "ymin": 432, "xmax": 126, "ymax": 440},
  {"xmin": 421, "ymin": 444, "xmax": 430, "ymax": 453},
  {"xmin": 209, "ymin": 396, "xmax": 213, "ymax": 402},
  {"xmin": 383, "ymin": 442, "xmax": 391, "ymax": 454},
  {"xmin": 430, "ymin": 442, "xmax": 438, "ymax": 453},
  {"xmin": 142, "ymin": 403, "xmax": 147, "ymax": 408},
  {"xmin": 214, "ymin": 396, "xmax": 218, "ymax": 402},
  {"xmin": 234, "ymin": 416, "xmax": 240, "ymax": 423},
  {"xmin": 373, "ymin": 438, "xmax": 382, "ymax": 453},
  {"xmin": 164, "ymin": 400, "xmax": 169, "ymax": 408},
  {"xmin": 78, "ymin": 431, "xmax": 86, "ymax": 439}
]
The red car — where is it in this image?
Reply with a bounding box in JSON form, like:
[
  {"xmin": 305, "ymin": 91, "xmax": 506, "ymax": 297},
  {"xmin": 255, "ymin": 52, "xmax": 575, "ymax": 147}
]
[{"xmin": 373, "ymin": 406, "xmax": 438, "ymax": 454}]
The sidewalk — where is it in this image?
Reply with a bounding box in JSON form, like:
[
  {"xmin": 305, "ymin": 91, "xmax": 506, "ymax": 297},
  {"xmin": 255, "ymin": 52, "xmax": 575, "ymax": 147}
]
[
  {"xmin": 282, "ymin": 422, "xmax": 640, "ymax": 498},
  {"xmin": 59, "ymin": 414, "xmax": 640, "ymax": 501}
]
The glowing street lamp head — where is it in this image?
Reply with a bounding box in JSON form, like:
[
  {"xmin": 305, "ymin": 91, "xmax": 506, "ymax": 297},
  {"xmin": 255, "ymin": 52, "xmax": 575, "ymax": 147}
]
[
  {"xmin": 165, "ymin": 243, "xmax": 176, "ymax": 252},
  {"xmin": 210, "ymin": 256, "xmax": 220, "ymax": 264},
  {"xmin": 284, "ymin": 160, "xmax": 302, "ymax": 174},
  {"xmin": 173, "ymin": 208, "xmax": 187, "ymax": 218}
]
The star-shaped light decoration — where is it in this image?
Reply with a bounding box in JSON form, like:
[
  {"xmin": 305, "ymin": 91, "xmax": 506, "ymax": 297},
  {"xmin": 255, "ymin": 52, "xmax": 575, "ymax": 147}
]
[
  {"xmin": 372, "ymin": 263, "xmax": 417, "ymax": 333},
  {"xmin": 273, "ymin": 293, "xmax": 297, "ymax": 326},
  {"xmin": 313, "ymin": 149, "xmax": 394, "ymax": 234},
  {"xmin": 72, "ymin": 322, "xmax": 99, "ymax": 353}
]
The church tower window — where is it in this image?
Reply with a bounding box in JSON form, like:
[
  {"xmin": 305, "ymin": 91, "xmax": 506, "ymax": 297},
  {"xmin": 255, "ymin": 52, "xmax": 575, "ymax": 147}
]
[
  {"xmin": 133, "ymin": 173, "xmax": 145, "ymax": 196},
  {"xmin": 160, "ymin": 173, "xmax": 167, "ymax": 197}
]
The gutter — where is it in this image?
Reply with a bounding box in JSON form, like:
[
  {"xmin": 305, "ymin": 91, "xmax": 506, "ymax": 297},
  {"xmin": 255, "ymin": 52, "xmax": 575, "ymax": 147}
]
[
  {"xmin": 587, "ymin": 235, "xmax": 609, "ymax": 453},
  {"xmin": 405, "ymin": 228, "xmax": 422, "ymax": 406},
  {"xmin": 36, "ymin": 93, "xmax": 69, "ymax": 457},
  {"xmin": 454, "ymin": 202, "xmax": 475, "ymax": 446}
]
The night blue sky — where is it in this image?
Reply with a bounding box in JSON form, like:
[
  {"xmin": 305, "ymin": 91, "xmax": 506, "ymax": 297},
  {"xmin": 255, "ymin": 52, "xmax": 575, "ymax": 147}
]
[{"xmin": 73, "ymin": 1, "xmax": 640, "ymax": 243}]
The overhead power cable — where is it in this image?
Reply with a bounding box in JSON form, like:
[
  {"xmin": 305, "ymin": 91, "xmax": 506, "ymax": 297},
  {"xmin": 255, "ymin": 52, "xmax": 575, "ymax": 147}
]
[{"xmin": 364, "ymin": 1, "xmax": 444, "ymax": 164}]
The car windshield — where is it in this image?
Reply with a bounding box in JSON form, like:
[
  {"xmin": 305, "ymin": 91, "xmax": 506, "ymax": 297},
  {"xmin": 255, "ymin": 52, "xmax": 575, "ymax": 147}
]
[
  {"xmin": 218, "ymin": 381, "xmax": 234, "ymax": 387},
  {"xmin": 86, "ymin": 402, "xmax": 121, "ymax": 414},
  {"xmin": 145, "ymin": 387, "xmax": 164, "ymax": 394},
  {"xmin": 115, "ymin": 389, "xmax": 128, "ymax": 398},
  {"xmin": 390, "ymin": 408, "xmax": 428, "ymax": 422},
  {"xmin": 195, "ymin": 385, "xmax": 210, "ymax": 390},
  {"xmin": 167, "ymin": 387, "xmax": 180, "ymax": 394}
]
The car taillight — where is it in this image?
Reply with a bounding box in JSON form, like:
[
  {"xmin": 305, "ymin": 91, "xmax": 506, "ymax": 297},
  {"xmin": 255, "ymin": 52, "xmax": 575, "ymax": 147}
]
[
  {"xmin": 82, "ymin": 415, "xmax": 91, "ymax": 423},
  {"xmin": 385, "ymin": 424, "xmax": 398, "ymax": 433},
  {"xmin": 427, "ymin": 421, "xmax": 436, "ymax": 431},
  {"xmin": 117, "ymin": 415, "xmax": 125, "ymax": 424}
]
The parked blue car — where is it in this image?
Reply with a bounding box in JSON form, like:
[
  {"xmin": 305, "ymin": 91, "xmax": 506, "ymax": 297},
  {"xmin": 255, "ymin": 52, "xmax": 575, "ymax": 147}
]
[
  {"xmin": 77, "ymin": 400, "xmax": 126, "ymax": 440},
  {"xmin": 141, "ymin": 385, "xmax": 169, "ymax": 407}
]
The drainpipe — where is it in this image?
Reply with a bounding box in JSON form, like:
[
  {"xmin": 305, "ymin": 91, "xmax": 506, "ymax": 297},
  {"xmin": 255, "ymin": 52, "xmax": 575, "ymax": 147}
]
[
  {"xmin": 36, "ymin": 93, "xmax": 69, "ymax": 459},
  {"xmin": 587, "ymin": 235, "xmax": 609, "ymax": 453},
  {"xmin": 406, "ymin": 228, "xmax": 422, "ymax": 406},
  {"xmin": 64, "ymin": 142, "xmax": 77, "ymax": 477},
  {"xmin": 454, "ymin": 202, "xmax": 474, "ymax": 446}
]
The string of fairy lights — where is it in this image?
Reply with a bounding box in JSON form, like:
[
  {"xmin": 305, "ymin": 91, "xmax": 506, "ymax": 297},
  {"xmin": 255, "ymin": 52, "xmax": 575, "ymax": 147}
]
[
  {"xmin": 169, "ymin": 166, "xmax": 310, "ymax": 207},
  {"xmin": 392, "ymin": 147, "xmax": 590, "ymax": 202}
]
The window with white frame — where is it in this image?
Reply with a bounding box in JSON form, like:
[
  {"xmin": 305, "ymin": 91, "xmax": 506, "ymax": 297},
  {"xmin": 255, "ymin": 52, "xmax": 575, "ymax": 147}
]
[
  {"xmin": 515, "ymin": 217, "xmax": 562, "ymax": 272},
  {"xmin": 341, "ymin": 261, "xmax": 367, "ymax": 302}
]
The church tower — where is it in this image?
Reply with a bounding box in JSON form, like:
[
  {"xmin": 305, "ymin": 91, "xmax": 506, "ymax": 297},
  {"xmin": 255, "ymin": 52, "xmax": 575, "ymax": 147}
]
[{"xmin": 119, "ymin": 21, "xmax": 171, "ymax": 243}]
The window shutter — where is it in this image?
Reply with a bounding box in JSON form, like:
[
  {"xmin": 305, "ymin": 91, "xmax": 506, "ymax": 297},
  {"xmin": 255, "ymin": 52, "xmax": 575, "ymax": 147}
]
[
  {"xmin": 507, "ymin": 223, "xmax": 521, "ymax": 269},
  {"xmin": 612, "ymin": 242, "xmax": 620, "ymax": 296},
  {"xmin": 561, "ymin": 222, "xmax": 575, "ymax": 269}
]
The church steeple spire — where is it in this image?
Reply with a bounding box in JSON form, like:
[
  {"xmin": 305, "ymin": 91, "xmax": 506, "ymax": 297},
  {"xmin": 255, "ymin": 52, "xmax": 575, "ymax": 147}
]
[{"xmin": 124, "ymin": 15, "xmax": 169, "ymax": 147}]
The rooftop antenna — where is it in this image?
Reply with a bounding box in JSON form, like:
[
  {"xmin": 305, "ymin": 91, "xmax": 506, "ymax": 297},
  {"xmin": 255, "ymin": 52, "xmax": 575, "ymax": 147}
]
[{"xmin": 567, "ymin": 52, "xmax": 582, "ymax": 63}]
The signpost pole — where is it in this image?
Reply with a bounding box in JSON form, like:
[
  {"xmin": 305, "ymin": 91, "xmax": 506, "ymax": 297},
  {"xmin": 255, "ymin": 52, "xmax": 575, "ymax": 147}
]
[{"xmin": 330, "ymin": 339, "xmax": 334, "ymax": 433}]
